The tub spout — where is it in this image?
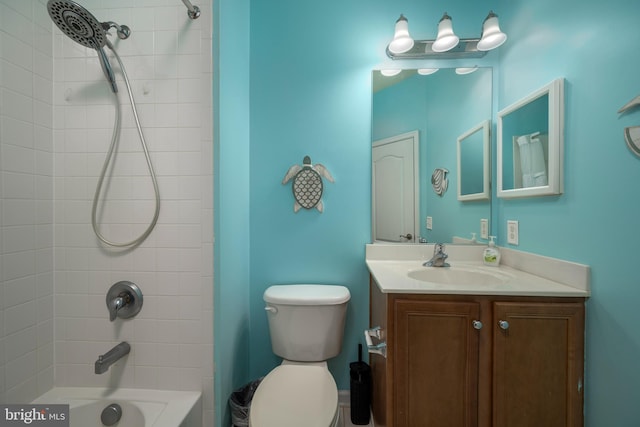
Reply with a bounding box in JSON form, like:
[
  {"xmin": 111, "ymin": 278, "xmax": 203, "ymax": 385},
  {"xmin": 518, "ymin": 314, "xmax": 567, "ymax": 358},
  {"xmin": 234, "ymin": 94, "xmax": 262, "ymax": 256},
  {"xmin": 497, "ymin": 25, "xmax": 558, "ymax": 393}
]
[{"xmin": 95, "ymin": 342, "xmax": 130, "ymax": 374}]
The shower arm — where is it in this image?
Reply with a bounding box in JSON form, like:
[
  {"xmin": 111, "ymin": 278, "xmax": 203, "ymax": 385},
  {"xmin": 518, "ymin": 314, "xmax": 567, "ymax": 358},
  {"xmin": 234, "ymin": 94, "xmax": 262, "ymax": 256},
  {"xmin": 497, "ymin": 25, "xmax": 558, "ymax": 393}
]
[
  {"xmin": 101, "ymin": 22, "xmax": 131, "ymax": 40},
  {"xmin": 181, "ymin": 0, "xmax": 201, "ymax": 19}
]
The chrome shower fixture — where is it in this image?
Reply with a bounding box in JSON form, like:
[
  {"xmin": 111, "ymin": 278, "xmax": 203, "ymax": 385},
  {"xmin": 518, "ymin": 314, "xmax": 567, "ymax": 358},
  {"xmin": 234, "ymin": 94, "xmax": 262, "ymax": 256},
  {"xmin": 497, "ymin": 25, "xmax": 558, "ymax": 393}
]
[
  {"xmin": 47, "ymin": 0, "xmax": 130, "ymax": 93},
  {"xmin": 182, "ymin": 0, "xmax": 201, "ymax": 19}
]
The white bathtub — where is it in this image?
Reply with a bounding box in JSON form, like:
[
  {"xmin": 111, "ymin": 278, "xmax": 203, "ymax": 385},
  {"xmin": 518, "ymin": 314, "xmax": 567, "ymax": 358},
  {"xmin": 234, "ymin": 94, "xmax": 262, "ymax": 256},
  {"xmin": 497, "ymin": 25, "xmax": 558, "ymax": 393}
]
[{"xmin": 33, "ymin": 387, "xmax": 202, "ymax": 427}]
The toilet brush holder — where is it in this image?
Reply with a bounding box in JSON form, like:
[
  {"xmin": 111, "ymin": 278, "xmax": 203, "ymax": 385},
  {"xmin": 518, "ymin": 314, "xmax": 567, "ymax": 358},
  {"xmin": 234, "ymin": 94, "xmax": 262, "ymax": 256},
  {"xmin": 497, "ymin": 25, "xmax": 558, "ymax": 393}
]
[{"xmin": 349, "ymin": 343, "xmax": 372, "ymax": 425}]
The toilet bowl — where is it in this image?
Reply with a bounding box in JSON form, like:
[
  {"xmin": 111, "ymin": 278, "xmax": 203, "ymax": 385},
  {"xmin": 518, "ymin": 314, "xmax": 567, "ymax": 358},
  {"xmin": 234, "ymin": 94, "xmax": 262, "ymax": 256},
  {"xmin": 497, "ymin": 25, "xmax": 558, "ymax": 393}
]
[
  {"xmin": 249, "ymin": 361, "xmax": 340, "ymax": 427},
  {"xmin": 249, "ymin": 284, "xmax": 350, "ymax": 427}
]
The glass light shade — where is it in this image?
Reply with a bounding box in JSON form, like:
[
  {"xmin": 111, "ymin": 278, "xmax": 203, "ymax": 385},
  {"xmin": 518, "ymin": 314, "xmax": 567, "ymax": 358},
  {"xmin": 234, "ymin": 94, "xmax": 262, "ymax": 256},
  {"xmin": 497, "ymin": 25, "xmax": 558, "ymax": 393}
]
[
  {"xmin": 432, "ymin": 13, "xmax": 459, "ymax": 52},
  {"xmin": 417, "ymin": 68, "xmax": 439, "ymax": 75},
  {"xmin": 388, "ymin": 15, "xmax": 414, "ymax": 54},
  {"xmin": 455, "ymin": 66, "xmax": 478, "ymax": 75},
  {"xmin": 380, "ymin": 69, "xmax": 402, "ymax": 77},
  {"xmin": 477, "ymin": 12, "xmax": 507, "ymax": 51}
]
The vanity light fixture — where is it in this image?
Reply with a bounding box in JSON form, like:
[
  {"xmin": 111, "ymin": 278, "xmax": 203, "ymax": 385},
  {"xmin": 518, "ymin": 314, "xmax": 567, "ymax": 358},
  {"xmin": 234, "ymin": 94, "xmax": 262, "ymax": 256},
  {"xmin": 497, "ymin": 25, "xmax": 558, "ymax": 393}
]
[
  {"xmin": 432, "ymin": 13, "xmax": 459, "ymax": 52},
  {"xmin": 388, "ymin": 14, "xmax": 414, "ymax": 54},
  {"xmin": 386, "ymin": 11, "xmax": 507, "ymax": 60},
  {"xmin": 477, "ymin": 11, "xmax": 507, "ymax": 51}
]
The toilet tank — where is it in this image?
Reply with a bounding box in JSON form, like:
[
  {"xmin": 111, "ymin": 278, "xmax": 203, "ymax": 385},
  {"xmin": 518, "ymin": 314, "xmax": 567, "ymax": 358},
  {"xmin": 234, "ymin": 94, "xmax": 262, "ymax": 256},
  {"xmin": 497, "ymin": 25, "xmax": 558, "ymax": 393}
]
[{"xmin": 264, "ymin": 284, "xmax": 351, "ymax": 362}]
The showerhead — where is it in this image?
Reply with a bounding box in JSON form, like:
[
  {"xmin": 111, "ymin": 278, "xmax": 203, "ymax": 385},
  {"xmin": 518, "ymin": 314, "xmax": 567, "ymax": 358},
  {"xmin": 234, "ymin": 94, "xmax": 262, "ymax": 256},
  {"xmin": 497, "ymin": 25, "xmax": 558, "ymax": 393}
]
[
  {"xmin": 47, "ymin": 0, "xmax": 107, "ymax": 49},
  {"xmin": 47, "ymin": 0, "xmax": 129, "ymax": 93}
]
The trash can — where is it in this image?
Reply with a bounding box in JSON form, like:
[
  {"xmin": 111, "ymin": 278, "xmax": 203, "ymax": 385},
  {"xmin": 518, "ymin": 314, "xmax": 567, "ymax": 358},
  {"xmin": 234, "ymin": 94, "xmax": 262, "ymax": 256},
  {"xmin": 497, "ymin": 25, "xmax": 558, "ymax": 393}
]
[
  {"xmin": 229, "ymin": 378, "xmax": 262, "ymax": 427},
  {"xmin": 349, "ymin": 344, "xmax": 372, "ymax": 425}
]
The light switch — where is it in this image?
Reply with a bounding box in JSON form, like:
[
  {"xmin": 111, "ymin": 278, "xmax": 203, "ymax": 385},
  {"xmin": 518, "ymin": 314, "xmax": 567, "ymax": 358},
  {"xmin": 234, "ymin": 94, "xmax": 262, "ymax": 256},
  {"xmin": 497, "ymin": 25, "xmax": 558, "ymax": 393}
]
[{"xmin": 426, "ymin": 216, "xmax": 433, "ymax": 230}]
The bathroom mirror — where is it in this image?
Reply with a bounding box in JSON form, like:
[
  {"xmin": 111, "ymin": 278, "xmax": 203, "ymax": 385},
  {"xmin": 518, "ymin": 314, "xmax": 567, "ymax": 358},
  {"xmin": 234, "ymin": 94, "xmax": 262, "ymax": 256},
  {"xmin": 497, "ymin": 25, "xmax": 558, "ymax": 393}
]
[
  {"xmin": 457, "ymin": 120, "xmax": 490, "ymax": 201},
  {"xmin": 497, "ymin": 78, "xmax": 565, "ymax": 198},
  {"xmin": 372, "ymin": 68, "xmax": 492, "ymax": 243}
]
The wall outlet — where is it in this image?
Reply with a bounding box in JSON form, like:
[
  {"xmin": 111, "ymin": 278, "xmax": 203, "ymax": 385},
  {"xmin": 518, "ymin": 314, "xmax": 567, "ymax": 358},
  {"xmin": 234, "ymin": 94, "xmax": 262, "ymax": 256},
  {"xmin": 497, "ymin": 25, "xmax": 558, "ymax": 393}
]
[
  {"xmin": 507, "ymin": 220, "xmax": 519, "ymax": 245},
  {"xmin": 426, "ymin": 216, "xmax": 433, "ymax": 230},
  {"xmin": 480, "ymin": 219, "xmax": 488, "ymax": 239}
]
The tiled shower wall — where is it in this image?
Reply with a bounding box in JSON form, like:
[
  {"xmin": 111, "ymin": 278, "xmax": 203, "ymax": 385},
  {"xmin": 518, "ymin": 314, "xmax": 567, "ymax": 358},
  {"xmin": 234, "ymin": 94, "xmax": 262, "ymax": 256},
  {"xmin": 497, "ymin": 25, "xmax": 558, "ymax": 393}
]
[
  {"xmin": 2, "ymin": 0, "xmax": 214, "ymax": 424},
  {"xmin": 52, "ymin": 0, "xmax": 213, "ymax": 422},
  {"xmin": 0, "ymin": 0, "xmax": 55, "ymax": 404}
]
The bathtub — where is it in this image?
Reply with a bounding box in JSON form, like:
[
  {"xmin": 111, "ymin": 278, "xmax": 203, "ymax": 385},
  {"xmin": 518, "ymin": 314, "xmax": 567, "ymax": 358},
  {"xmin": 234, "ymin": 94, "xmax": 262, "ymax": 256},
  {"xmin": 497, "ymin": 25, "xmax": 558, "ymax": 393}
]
[{"xmin": 32, "ymin": 387, "xmax": 202, "ymax": 427}]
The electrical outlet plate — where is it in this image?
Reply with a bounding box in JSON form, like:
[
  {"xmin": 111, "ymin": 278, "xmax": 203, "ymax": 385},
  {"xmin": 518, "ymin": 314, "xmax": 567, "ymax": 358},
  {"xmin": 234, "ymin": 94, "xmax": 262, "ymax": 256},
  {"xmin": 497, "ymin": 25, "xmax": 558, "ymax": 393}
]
[
  {"xmin": 480, "ymin": 219, "xmax": 488, "ymax": 239},
  {"xmin": 426, "ymin": 216, "xmax": 433, "ymax": 230},
  {"xmin": 507, "ymin": 220, "xmax": 519, "ymax": 245}
]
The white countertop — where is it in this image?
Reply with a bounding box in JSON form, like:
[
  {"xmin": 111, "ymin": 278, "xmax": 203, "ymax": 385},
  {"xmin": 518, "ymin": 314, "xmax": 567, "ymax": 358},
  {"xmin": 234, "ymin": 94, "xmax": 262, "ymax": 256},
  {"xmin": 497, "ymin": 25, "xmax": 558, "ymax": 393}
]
[{"xmin": 366, "ymin": 244, "xmax": 590, "ymax": 297}]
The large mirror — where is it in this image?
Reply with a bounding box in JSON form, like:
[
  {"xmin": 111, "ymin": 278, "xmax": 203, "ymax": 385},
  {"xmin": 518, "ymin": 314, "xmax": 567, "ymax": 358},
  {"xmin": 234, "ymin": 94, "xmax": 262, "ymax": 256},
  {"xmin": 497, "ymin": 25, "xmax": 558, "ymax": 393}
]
[
  {"xmin": 497, "ymin": 78, "xmax": 564, "ymax": 198},
  {"xmin": 372, "ymin": 67, "xmax": 492, "ymax": 244}
]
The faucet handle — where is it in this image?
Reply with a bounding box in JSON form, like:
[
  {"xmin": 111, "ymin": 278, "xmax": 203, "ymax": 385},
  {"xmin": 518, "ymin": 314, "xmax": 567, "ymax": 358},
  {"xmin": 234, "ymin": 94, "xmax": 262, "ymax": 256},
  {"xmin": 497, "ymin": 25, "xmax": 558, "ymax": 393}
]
[
  {"xmin": 433, "ymin": 242, "xmax": 446, "ymax": 254},
  {"xmin": 106, "ymin": 281, "xmax": 143, "ymax": 322}
]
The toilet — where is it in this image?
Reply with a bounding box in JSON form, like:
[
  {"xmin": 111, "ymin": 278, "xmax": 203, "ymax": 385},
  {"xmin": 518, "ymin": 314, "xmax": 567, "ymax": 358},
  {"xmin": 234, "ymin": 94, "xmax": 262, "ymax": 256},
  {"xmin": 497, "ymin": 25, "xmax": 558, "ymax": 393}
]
[{"xmin": 249, "ymin": 284, "xmax": 351, "ymax": 427}]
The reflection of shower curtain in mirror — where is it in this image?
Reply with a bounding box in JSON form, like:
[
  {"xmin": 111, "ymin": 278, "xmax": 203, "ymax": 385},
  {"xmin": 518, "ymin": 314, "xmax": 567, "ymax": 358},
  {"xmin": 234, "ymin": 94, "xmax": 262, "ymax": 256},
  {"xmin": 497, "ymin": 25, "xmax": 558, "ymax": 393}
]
[{"xmin": 517, "ymin": 132, "xmax": 548, "ymax": 187}]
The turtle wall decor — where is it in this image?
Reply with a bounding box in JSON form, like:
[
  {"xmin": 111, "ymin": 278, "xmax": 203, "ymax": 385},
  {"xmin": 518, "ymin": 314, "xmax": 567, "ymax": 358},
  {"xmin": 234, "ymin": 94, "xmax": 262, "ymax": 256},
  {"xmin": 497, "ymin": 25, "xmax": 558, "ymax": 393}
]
[{"xmin": 282, "ymin": 156, "xmax": 334, "ymax": 213}]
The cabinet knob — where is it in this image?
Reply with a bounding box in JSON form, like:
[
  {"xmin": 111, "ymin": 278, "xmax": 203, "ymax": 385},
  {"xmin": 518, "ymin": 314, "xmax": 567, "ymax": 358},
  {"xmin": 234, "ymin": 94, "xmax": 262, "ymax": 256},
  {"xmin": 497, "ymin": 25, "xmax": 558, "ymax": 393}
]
[
  {"xmin": 498, "ymin": 320, "xmax": 510, "ymax": 330},
  {"xmin": 472, "ymin": 320, "xmax": 483, "ymax": 330}
]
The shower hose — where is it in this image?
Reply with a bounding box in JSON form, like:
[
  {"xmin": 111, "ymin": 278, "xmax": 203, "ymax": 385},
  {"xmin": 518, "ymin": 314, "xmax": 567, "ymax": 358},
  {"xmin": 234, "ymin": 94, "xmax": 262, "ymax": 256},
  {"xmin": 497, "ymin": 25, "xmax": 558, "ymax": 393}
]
[{"xmin": 91, "ymin": 40, "xmax": 160, "ymax": 248}]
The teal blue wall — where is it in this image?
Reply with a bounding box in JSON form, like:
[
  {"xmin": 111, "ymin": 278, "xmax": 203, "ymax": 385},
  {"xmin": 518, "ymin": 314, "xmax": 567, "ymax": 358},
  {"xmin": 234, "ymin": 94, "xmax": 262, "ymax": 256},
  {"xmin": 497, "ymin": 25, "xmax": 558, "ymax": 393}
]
[
  {"xmin": 216, "ymin": 0, "xmax": 640, "ymax": 424},
  {"xmin": 214, "ymin": 0, "xmax": 251, "ymax": 426},
  {"xmin": 497, "ymin": 1, "xmax": 640, "ymax": 425}
]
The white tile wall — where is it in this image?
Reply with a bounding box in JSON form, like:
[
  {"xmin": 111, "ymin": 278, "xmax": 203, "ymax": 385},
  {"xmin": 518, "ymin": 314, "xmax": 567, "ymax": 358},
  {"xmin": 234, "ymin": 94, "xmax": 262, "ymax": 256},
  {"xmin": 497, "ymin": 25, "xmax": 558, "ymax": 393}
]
[
  {"xmin": 1, "ymin": 0, "xmax": 214, "ymax": 424},
  {"xmin": 0, "ymin": 0, "xmax": 55, "ymax": 404}
]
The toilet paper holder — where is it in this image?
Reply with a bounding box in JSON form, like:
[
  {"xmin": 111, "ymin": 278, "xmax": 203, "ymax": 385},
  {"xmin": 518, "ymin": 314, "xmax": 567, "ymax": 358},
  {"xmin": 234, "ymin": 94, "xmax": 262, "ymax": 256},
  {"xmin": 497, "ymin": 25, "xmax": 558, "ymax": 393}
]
[{"xmin": 364, "ymin": 326, "xmax": 387, "ymax": 358}]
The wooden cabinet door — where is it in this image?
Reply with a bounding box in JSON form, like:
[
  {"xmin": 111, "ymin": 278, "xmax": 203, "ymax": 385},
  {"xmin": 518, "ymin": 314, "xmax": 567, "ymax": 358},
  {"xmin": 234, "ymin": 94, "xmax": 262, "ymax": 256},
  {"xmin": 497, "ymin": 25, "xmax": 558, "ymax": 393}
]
[
  {"xmin": 394, "ymin": 299, "xmax": 481, "ymax": 427},
  {"xmin": 492, "ymin": 302, "xmax": 585, "ymax": 427}
]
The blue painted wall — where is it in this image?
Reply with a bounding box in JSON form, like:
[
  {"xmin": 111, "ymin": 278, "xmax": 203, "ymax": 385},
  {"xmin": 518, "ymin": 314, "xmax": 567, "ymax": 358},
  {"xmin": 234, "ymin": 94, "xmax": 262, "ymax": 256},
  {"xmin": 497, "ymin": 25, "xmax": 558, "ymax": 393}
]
[
  {"xmin": 216, "ymin": 0, "xmax": 640, "ymax": 424},
  {"xmin": 214, "ymin": 0, "xmax": 251, "ymax": 426},
  {"xmin": 496, "ymin": 1, "xmax": 640, "ymax": 425}
]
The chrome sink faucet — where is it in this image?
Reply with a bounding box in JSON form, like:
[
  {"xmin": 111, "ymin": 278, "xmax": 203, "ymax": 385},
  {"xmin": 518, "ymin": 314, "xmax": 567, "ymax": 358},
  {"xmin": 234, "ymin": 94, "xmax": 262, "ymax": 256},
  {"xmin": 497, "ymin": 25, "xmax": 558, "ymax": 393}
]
[
  {"xmin": 423, "ymin": 243, "xmax": 450, "ymax": 267},
  {"xmin": 95, "ymin": 341, "xmax": 130, "ymax": 374}
]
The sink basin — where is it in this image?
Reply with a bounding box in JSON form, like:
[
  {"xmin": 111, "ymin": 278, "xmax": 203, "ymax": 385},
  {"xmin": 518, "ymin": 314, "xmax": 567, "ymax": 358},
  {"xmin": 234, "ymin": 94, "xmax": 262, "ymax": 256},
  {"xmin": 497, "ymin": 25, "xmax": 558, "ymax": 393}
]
[{"xmin": 407, "ymin": 266, "xmax": 511, "ymax": 285}]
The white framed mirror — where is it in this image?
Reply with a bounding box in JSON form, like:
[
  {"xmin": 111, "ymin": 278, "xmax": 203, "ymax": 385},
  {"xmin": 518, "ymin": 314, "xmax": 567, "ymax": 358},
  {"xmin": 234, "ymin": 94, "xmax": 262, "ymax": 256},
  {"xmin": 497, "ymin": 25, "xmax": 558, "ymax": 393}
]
[
  {"xmin": 497, "ymin": 78, "xmax": 564, "ymax": 198},
  {"xmin": 457, "ymin": 119, "xmax": 490, "ymax": 201}
]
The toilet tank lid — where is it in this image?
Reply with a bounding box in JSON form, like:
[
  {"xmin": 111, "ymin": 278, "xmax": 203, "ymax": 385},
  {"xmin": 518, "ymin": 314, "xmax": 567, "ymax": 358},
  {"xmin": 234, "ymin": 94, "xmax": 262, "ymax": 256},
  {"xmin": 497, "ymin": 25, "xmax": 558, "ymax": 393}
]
[{"xmin": 264, "ymin": 285, "xmax": 350, "ymax": 305}]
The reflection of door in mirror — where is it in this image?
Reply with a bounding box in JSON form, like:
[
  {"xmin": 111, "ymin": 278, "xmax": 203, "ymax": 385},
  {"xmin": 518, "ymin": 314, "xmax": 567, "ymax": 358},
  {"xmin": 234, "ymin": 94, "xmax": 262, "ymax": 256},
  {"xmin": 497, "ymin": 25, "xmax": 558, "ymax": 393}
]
[{"xmin": 372, "ymin": 131, "xmax": 419, "ymax": 243}]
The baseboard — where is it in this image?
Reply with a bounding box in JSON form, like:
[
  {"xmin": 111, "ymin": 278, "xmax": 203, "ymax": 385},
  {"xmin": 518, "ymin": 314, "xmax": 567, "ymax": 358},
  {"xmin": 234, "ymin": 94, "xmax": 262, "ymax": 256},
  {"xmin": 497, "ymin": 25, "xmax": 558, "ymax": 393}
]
[{"xmin": 338, "ymin": 389, "xmax": 350, "ymax": 406}]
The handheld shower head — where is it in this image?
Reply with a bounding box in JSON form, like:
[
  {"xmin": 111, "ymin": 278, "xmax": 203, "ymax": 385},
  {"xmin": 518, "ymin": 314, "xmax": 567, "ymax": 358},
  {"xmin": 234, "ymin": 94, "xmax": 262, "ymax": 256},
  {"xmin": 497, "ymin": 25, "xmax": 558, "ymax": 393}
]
[{"xmin": 47, "ymin": 0, "xmax": 128, "ymax": 93}]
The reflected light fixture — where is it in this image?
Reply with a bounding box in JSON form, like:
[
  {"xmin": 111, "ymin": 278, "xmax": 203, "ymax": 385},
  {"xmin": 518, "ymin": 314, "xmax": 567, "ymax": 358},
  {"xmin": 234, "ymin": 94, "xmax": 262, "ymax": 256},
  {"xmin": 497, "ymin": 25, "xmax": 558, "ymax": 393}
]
[
  {"xmin": 432, "ymin": 13, "xmax": 459, "ymax": 53},
  {"xmin": 380, "ymin": 69, "xmax": 402, "ymax": 77},
  {"xmin": 417, "ymin": 68, "xmax": 439, "ymax": 75},
  {"xmin": 455, "ymin": 66, "xmax": 478, "ymax": 75},
  {"xmin": 388, "ymin": 14, "xmax": 414, "ymax": 54},
  {"xmin": 477, "ymin": 11, "xmax": 507, "ymax": 51},
  {"xmin": 385, "ymin": 11, "xmax": 507, "ymax": 60}
]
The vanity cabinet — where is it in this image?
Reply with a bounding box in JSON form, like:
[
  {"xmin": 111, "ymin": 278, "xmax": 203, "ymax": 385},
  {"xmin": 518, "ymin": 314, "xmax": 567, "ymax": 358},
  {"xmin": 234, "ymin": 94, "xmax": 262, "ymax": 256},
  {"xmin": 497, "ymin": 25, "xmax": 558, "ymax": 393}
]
[{"xmin": 369, "ymin": 279, "xmax": 585, "ymax": 427}]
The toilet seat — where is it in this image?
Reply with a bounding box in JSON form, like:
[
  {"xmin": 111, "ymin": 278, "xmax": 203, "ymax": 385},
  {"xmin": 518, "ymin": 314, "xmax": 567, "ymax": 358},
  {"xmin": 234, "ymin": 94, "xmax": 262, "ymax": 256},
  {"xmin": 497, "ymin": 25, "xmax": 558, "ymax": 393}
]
[{"xmin": 249, "ymin": 363, "xmax": 339, "ymax": 427}]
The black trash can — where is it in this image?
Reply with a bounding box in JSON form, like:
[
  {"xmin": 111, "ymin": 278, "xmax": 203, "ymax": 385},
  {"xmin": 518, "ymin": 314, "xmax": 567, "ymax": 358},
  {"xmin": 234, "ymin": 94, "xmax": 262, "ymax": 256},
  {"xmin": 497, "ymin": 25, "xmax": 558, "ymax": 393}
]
[
  {"xmin": 228, "ymin": 378, "xmax": 262, "ymax": 427},
  {"xmin": 349, "ymin": 344, "xmax": 372, "ymax": 425}
]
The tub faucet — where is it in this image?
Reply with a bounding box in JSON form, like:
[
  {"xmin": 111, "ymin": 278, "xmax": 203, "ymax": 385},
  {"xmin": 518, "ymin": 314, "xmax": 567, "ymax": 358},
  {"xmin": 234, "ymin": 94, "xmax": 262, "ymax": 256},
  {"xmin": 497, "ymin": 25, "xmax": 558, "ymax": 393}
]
[
  {"xmin": 95, "ymin": 341, "xmax": 130, "ymax": 374},
  {"xmin": 423, "ymin": 243, "xmax": 450, "ymax": 267}
]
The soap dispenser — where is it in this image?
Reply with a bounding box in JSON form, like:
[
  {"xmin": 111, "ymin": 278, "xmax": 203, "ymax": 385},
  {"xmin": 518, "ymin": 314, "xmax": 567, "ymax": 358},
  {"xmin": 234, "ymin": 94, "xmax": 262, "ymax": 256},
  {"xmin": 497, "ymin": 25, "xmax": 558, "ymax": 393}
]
[{"xmin": 483, "ymin": 236, "xmax": 501, "ymax": 266}]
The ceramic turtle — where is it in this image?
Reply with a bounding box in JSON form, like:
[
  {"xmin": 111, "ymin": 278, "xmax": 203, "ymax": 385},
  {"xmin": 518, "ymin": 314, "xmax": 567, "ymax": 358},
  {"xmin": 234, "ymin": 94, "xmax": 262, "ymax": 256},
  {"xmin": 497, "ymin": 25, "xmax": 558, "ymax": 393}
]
[{"xmin": 282, "ymin": 156, "xmax": 334, "ymax": 212}]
